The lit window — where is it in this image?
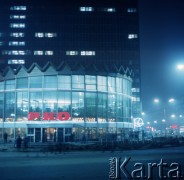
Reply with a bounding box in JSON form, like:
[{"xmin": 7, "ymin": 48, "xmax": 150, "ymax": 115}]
[
  {"xmin": 19, "ymin": 42, "xmax": 25, "ymax": 46},
  {"xmin": 127, "ymin": 8, "xmax": 137, "ymax": 13},
  {"xmin": 45, "ymin": 33, "xmax": 57, "ymax": 38},
  {"xmin": 10, "ymin": 23, "xmax": 25, "ymax": 28},
  {"xmin": 10, "ymin": 15, "xmax": 26, "ymax": 19},
  {"xmin": 132, "ymin": 96, "xmax": 140, "ymax": 102},
  {"xmin": 80, "ymin": 7, "xmax": 94, "ymax": 12},
  {"xmin": 81, "ymin": 51, "xmax": 95, "ymax": 56},
  {"xmin": 19, "ymin": 51, "xmax": 25, "ymax": 55},
  {"xmin": 9, "ymin": 41, "xmax": 25, "ymax": 46},
  {"xmin": 34, "ymin": 51, "xmax": 43, "ymax": 55},
  {"xmin": 80, "ymin": 7, "xmax": 85, "ymax": 11},
  {"xmin": 10, "ymin": 32, "xmax": 25, "ymax": 37},
  {"xmin": 10, "ymin": 6, "xmax": 27, "ymax": 11},
  {"xmin": 35, "ymin": 33, "xmax": 44, "ymax": 38},
  {"xmin": 9, "ymin": 42, "xmax": 18, "ymax": 46},
  {"xmin": 81, "ymin": 51, "xmax": 85, "ymax": 56},
  {"xmin": 104, "ymin": 8, "xmax": 116, "ymax": 12},
  {"xmin": 11, "ymin": 51, "xmax": 18, "ymax": 55},
  {"xmin": 85, "ymin": 75, "xmax": 96, "ymax": 90},
  {"xmin": 66, "ymin": 51, "xmax": 78, "ymax": 56},
  {"xmin": 45, "ymin": 51, "xmax": 53, "ymax": 55},
  {"xmin": 8, "ymin": 60, "xmax": 25, "ymax": 64},
  {"xmin": 132, "ymin": 88, "xmax": 140, "ymax": 93},
  {"xmin": 4, "ymin": 50, "xmax": 26, "ymax": 55},
  {"xmin": 128, "ymin": 34, "xmax": 138, "ymax": 39},
  {"xmin": 20, "ymin": 15, "xmax": 26, "ymax": 19}
]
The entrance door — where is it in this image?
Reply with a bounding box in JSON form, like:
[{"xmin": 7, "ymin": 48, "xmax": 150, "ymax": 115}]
[{"xmin": 43, "ymin": 128, "xmax": 56, "ymax": 142}]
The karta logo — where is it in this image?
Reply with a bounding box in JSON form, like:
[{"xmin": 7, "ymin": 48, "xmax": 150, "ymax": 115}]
[{"xmin": 28, "ymin": 112, "xmax": 70, "ymax": 121}]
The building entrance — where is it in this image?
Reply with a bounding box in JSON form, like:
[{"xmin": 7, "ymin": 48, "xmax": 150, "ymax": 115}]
[{"xmin": 43, "ymin": 128, "xmax": 56, "ymax": 142}]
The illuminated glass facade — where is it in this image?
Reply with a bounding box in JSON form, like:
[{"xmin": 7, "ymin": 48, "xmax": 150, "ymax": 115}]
[
  {"xmin": 0, "ymin": 0, "xmax": 141, "ymax": 118},
  {"xmin": 0, "ymin": 0, "xmax": 141, "ymax": 142},
  {"xmin": 0, "ymin": 63, "xmax": 133, "ymax": 142}
]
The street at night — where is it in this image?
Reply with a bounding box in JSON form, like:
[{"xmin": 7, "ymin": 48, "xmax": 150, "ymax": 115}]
[
  {"xmin": 0, "ymin": 146, "xmax": 184, "ymax": 180},
  {"xmin": 1, "ymin": 0, "xmax": 184, "ymax": 179}
]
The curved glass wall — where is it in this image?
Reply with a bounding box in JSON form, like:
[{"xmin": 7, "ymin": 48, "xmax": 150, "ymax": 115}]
[{"xmin": 0, "ymin": 74, "xmax": 132, "ymax": 123}]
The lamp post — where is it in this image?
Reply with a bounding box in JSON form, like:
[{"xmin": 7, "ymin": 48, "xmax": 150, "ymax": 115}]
[
  {"xmin": 153, "ymin": 98, "xmax": 175, "ymax": 137},
  {"xmin": 162, "ymin": 119, "xmax": 166, "ymax": 137}
]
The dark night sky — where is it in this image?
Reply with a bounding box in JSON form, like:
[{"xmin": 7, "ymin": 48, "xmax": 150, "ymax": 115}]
[{"xmin": 139, "ymin": 0, "xmax": 184, "ymax": 113}]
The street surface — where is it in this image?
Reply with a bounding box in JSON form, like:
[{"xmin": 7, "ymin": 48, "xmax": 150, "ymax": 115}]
[{"xmin": 0, "ymin": 146, "xmax": 184, "ymax": 180}]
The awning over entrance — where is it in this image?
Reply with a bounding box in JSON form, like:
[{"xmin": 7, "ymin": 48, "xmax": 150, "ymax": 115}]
[{"xmin": 0, "ymin": 121, "xmax": 133, "ymax": 129}]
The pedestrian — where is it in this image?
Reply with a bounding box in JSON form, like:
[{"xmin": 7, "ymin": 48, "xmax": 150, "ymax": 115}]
[
  {"xmin": 16, "ymin": 135, "xmax": 22, "ymax": 149},
  {"xmin": 3, "ymin": 132, "xmax": 8, "ymax": 143},
  {"xmin": 23, "ymin": 135, "xmax": 29, "ymax": 150}
]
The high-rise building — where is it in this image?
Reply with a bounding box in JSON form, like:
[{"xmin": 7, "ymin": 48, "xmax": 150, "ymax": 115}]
[{"xmin": 0, "ymin": 0, "xmax": 141, "ymax": 142}]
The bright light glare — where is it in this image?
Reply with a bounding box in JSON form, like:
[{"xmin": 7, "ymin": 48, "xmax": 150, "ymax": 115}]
[
  {"xmin": 177, "ymin": 64, "xmax": 184, "ymax": 70},
  {"xmin": 168, "ymin": 98, "xmax": 175, "ymax": 103},
  {"xmin": 171, "ymin": 114, "xmax": 176, "ymax": 118},
  {"xmin": 154, "ymin": 98, "xmax": 159, "ymax": 103}
]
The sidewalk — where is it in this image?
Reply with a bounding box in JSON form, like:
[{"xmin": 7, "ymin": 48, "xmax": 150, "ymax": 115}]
[{"xmin": 0, "ymin": 143, "xmax": 42, "ymax": 152}]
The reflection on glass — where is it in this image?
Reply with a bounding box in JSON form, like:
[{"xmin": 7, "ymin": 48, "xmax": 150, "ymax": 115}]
[
  {"xmin": 97, "ymin": 76, "xmax": 107, "ymax": 92},
  {"xmin": 5, "ymin": 92, "xmax": 15, "ymax": 122},
  {"xmin": 58, "ymin": 75, "xmax": 71, "ymax": 89},
  {"xmin": 117, "ymin": 94, "xmax": 123, "ymax": 122},
  {"xmin": 58, "ymin": 92, "xmax": 71, "ymax": 112},
  {"xmin": 0, "ymin": 74, "xmax": 132, "ymax": 123},
  {"xmin": 29, "ymin": 92, "xmax": 42, "ymax": 116},
  {"xmin": 72, "ymin": 92, "xmax": 84, "ymax": 118},
  {"xmin": 98, "ymin": 93, "xmax": 107, "ymax": 122},
  {"xmin": 86, "ymin": 92, "xmax": 96, "ymax": 121},
  {"xmin": 108, "ymin": 77, "xmax": 115, "ymax": 92},
  {"xmin": 44, "ymin": 76, "xmax": 57, "ymax": 88},
  {"xmin": 116, "ymin": 77, "xmax": 122, "ymax": 93},
  {"xmin": 108, "ymin": 94, "xmax": 116, "ymax": 122},
  {"xmin": 0, "ymin": 93, "xmax": 3, "ymax": 122},
  {"xmin": 43, "ymin": 91, "xmax": 57, "ymax": 112},
  {"xmin": 0, "ymin": 81, "xmax": 4, "ymax": 90},
  {"xmin": 72, "ymin": 75, "xmax": 84, "ymax": 89},
  {"xmin": 85, "ymin": 75, "xmax": 96, "ymax": 90},
  {"xmin": 17, "ymin": 78, "xmax": 28, "ymax": 89},
  {"xmin": 16, "ymin": 91, "xmax": 28, "ymax": 121},
  {"xmin": 5, "ymin": 79, "xmax": 15, "ymax": 90},
  {"xmin": 29, "ymin": 76, "xmax": 42, "ymax": 88}
]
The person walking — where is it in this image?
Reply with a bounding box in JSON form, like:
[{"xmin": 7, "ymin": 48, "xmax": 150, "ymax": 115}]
[
  {"xmin": 16, "ymin": 136, "xmax": 22, "ymax": 150},
  {"xmin": 3, "ymin": 132, "xmax": 8, "ymax": 144},
  {"xmin": 23, "ymin": 135, "xmax": 29, "ymax": 151}
]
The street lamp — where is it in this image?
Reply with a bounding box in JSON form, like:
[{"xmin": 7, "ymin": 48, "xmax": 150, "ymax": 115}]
[
  {"xmin": 171, "ymin": 114, "xmax": 176, "ymax": 118},
  {"xmin": 154, "ymin": 98, "xmax": 160, "ymax": 103},
  {"xmin": 177, "ymin": 64, "xmax": 184, "ymax": 70},
  {"xmin": 168, "ymin": 98, "xmax": 175, "ymax": 103},
  {"xmin": 153, "ymin": 98, "xmax": 175, "ymax": 136},
  {"xmin": 162, "ymin": 119, "xmax": 166, "ymax": 137}
]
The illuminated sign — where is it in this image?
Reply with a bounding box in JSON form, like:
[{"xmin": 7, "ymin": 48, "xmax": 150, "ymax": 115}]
[
  {"xmin": 134, "ymin": 118, "xmax": 144, "ymax": 128},
  {"xmin": 28, "ymin": 112, "xmax": 70, "ymax": 121},
  {"xmin": 171, "ymin": 124, "xmax": 178, "ymax": 129}
]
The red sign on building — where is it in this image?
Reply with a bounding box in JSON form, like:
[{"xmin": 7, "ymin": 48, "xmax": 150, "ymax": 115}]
[{"xmin": 28, "ymin": 112, "xmax": 71, "ymax": 121}]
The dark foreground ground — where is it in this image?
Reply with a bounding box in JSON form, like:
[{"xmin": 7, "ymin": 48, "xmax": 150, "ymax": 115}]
[{"xmin": 0, "ymin": 146, "xmax": 184, "ymax": 180}]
